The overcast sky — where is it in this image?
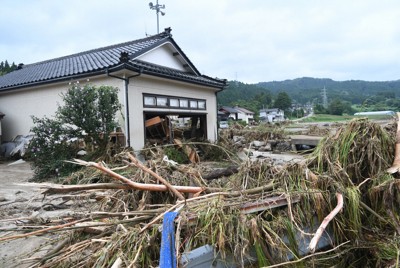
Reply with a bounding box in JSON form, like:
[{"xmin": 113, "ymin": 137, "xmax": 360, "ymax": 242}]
[{"xmin": 1, "ymin": 0, "xmax": 400, "ymax": 83}]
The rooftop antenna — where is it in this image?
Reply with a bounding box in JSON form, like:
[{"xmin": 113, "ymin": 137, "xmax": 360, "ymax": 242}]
[{"xmin": 149, "ymin": 0, "xmax": 166, "ymax": 34}]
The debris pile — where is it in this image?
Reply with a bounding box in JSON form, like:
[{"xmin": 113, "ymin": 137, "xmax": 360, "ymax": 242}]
[{"xmin": 1, "ymin": 118, "xmax": 400, "ymax": 267}]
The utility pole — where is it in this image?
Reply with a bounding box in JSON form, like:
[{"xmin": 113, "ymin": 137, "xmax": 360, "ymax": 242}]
[{"xmin": 149, "ymin": 1, "xmax": 166, "ymax": 34}]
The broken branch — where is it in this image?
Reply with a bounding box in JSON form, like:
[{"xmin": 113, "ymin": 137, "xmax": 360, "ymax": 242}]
[
  {"xmin": 126, "ymin": 153, "xmax": 185, "ymax": 200},
  {"xmin": 309, "ymin": 192, "xmax": 343, "ymax": 253},
  {"xmin": 70, "ymin": 159, "xmax": 208, "ymax": 193}
]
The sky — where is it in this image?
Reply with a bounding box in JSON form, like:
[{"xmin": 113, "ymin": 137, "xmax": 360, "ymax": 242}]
[{"xmin": 1, "ymin": 0, "xmax": 400, "ymax": 84}]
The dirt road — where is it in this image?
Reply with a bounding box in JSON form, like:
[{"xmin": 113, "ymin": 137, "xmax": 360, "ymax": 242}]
[{"xmin": 0, "ymin": 160, "xmax": 64, "ymax": 268}]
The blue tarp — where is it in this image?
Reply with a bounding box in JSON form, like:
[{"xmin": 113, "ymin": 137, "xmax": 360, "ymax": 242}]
[{"xmin": 159, "ymin": 211, "xmax": 179, "ymax": 268}]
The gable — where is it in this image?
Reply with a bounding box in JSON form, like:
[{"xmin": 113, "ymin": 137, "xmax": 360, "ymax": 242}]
[
  {"xmin": 137, "ymin": 43, "xmax": 191, "ymax": 73},
  {"xmin": 0, "ymin": 28, "xmax": 226, "ymax": 92}
]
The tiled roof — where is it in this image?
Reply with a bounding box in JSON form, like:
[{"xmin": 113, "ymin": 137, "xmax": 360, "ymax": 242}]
[
  {"xmin": 219, "ymin": 106, "xmax": 240, "ymax": 114},
  {"xmin": 234, "ymin": 106, "xmax": 254, "ymax": 114},
  {"xmin": 0, "ymin": 29, "xmax": 226, "ymax": 91}
]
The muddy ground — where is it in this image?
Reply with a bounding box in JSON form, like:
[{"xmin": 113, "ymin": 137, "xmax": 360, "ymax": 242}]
[{"xmin": 0, "ymin": 160, "xmax": 74, "ymax": 268}]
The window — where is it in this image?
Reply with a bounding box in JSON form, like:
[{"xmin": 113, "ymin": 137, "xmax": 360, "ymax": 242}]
[
  {"xmin": 157, "ymin": 97, "xmax": 168, "ymax": 106},
  {"xmin": 170, "ymin": 98, "xmax": 179, "ymax": 107},
  {"xmin": 198, "ymin": 101, "xmax": 206, "ymax": 109},
  {"xmin": 179, "ymin": 99, "xmax": 188, "ymax": 108},
  {"xmin": 144, "ymin": 96, "xmax": 156, "ymax": 106},
  {"xmin": 143, "ymin": 94, "xmax": 206, "ymax": 110},
  {"xmin": 190, "ymin": 100, "xmax": 198, "ymax": 108}
]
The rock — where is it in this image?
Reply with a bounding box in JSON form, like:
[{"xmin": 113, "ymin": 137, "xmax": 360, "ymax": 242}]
[
  {"xmin": 233, "ymin": 136, "xmax": 244, "ymax": 143},
  {"xmin": 0, "ymin": 196, "xmax": 8, "ymax": 202},
  {"xmin": 252, "ymin": 141, "xmax": 265, "ymax": 147},
  {"xmin": 259, "ymin": 143, "xmax": 272, "ymax": 152}
]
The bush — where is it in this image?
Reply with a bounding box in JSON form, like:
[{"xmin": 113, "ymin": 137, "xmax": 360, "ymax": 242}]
[{"xmin": 28, "ymin": 84, "xmax": 122, "ymax": 181}]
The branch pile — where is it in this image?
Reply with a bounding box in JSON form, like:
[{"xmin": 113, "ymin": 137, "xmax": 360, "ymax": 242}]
[{"xmin": 1, "ymin": 118, "xmax": 400, "ymax": 267}]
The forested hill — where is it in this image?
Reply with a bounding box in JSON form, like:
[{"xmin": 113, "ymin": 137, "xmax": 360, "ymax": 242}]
[{"xmin": 218, "ymin": 77, "xmax": 400, "ymax": 107}]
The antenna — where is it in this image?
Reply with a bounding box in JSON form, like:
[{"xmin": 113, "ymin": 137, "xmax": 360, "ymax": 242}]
[{"xmin": 148, "ymin": 0, "xmax": 166, "ymax": 34}]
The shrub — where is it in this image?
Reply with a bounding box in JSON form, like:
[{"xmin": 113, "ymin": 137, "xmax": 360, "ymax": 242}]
[{"xmin": 28, "ymin": 84, "xmax": 122, "ymax": 180}]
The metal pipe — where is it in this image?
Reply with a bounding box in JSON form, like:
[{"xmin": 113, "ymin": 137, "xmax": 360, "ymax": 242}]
[{"xmin": 106, "ymin": 68, "xmax": 143, "ymax": 147}]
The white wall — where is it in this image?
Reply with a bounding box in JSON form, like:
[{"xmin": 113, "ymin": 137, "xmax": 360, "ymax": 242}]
[
  {"xmin": 0, "ymin": 73, "xmax": 219, "ymax": 151},
  {"xmin": 128, "ymin": 75, "xmax": 218, "ymax": 150},
  {"xmin": 0, "ymin": 77, "xmax": 124, "ymax": 142},
  {"xmin": 138, "ymin": 43, "xmax": 186, "ymax": 72}
]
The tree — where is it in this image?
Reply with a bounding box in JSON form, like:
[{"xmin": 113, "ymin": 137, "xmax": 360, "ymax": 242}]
[
  {"xmin": 29, "ymin": 83, "xmax": 122, "ymax": 180},
  {"xmin": 328, "ymin": 99, "xmax": 344, "ymax": 115},
  {"xmin": 274, "ymin": 92, "xmax": 292, "ymax": 111},
  {"xmin": 57, "ymin": 84, "xmax": 122, "ymax": 150}
]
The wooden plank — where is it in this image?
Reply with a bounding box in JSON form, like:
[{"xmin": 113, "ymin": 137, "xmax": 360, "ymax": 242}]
[{"xmin": 145, "ymin": 116, "xmax": 163, "ymax": 128}]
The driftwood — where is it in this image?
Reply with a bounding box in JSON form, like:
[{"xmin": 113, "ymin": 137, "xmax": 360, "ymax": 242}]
[
  {"xmin": 71, "ymin": 159, "xmax": 207, "ymax": 194},
  {"xmin": 42, "ymin": 183, "xmax": 132, "ymax": 195},
  {"xmin": 126, "ymin": 153, "xmax": 185, "ymax": 200},
  {"xmin": 0, "ymin": 218, "xmax": 90, "ymax": 242},
  {"xmin": 308, "ymin": 193, "xmax": 343, "ymax": 253},
  {"xmin": 387, "ymin": 112, "xmax": 400, "ymax": 174},
  {"xmin": 202, "ymin": 165, "xmax": 239, "ymax": 180}
]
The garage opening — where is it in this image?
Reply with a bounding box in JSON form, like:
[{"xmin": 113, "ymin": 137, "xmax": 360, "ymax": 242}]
[{"xmin": 144, "ymin": 112, "xmax": 207, "ymax": 146}]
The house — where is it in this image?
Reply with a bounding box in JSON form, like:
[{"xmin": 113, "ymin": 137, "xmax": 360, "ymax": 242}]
[
  {"xmin": 233, "ymin": 106, "xmax": 254, "ymax": 124},
  {"xmin": 219, "ymin": 106, "xmax": 239, "ymax": 121},
  {"xmin": 0, "ymin": 28, "xmax": 227, "ymax": 150},
  {"xmin": 259, "ymin": 108, "xmax": 285, "ymax": 123}
]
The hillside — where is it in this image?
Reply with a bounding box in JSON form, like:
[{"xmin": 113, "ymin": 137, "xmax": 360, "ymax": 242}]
[{"xmin": 218, "ymin": 77, "xmax": 400, "ymax": 107}]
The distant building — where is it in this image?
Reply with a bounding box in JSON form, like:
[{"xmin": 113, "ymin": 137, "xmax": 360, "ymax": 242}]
[
  {"xmin": 219, "ymin": 106, "xmax": 239, "ymax": 121},
  {"xmin": 259, "ymin": 108, "xmax": 285, "ymax": 123},
  {"xmin": 219, "ymin": 106, "xmax": 255, "ymax": 124},
  {"xmin": 234, "ymin": 106, "xmax": 254, "ymax": 124}
]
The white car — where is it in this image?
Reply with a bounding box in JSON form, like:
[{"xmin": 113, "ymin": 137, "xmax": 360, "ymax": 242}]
[{"xmin": 219, "ymin": 121, "xmax": 229, "ymax": 129}]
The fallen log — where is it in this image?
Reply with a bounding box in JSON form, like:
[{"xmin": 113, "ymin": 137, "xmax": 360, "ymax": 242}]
[
  {"xmin": 70, "ymin": 159, "xmax": 207, "ymax": 194},
  {"xmin": 126, "ymin": 153, "xmax": 185, "ymax": 200},
  {"xmin": 202, "ymin": 165, "xmax": 239, "ymax": 180}
]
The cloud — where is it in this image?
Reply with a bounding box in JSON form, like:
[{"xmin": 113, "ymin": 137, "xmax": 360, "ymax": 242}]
[{"xmin": 1, "ymin": 0, "xmax": 399, "ymax": 83}]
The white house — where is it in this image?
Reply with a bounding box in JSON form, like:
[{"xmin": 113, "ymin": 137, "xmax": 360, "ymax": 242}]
[
  {"xmin": 234, "ymin": 106, "xmax": 255, "ymax": 124},
  {"xmin": 259, "ymin": 108, "xmax": 285, "ymax": 123},
  {"xmin": 0, "ymin": 28, "xmax": 227, "ymax": 150}
]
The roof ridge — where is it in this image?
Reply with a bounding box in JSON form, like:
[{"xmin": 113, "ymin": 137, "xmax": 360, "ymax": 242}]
[{"xmin": 26, "ymin": 32, "xmax": 169, "ymax": 67}]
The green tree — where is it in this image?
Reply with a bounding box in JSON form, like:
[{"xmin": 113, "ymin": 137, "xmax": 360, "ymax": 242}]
[
  {"xmin": 57, "ymin": 84, "xmax": 122, "ymax": 149},
  {"xmin": 29, "ymin": 84, "xmax": 122, "ymax": 180},
  {"xmin": 328, "ymin": 99, "xmax": 344, "ymax": 115},
  {"xmin": 274, "ymin": 92, "xmax": 292, "ymax": 111}
]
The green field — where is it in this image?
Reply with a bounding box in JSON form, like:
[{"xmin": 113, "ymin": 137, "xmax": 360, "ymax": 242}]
[
  {"xmin": 299, "ymin": 113, "xmax": 397, "ymax": 123},
  {"xmin": 300, "ymin": 114, "xmax": 355, "ymax": 122}
]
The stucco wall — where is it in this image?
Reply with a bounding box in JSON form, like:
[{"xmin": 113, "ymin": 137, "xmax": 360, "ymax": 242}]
[
  {"xmin": 0, "ymin": 74, "xmax": 219, "ymax": 151},
  {"xmin": 128, "ymin": 75, "xmax": 218, "ymax": 150},
  {"xmin": 0, "ymin": 77, "xmax": 124, "ymax": 142}
]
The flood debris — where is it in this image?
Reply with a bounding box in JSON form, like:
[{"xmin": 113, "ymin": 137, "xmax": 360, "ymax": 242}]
[{"xmin": 1, "ymin": 118, "xmax": 400, "ymax": 267}]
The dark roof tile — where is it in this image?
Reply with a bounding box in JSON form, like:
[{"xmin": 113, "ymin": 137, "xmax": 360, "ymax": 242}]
[{"xmin": 0, "ymin": 29, "xmax": 227, "ymax": 91}]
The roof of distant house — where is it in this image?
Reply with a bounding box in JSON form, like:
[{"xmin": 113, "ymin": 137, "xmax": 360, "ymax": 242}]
[
  {"xmin": 219, "ymin": 106, "xmax": 240, "ymax": 114},
  {"xmin": 0, "ymin": 28, "xmax": 227, "ymax": 91},
  {"xmin": 234, "ymin": 106, "xmax": 254, "ymax": 114}
]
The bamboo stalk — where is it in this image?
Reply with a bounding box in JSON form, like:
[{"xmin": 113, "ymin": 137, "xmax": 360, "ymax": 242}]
[{"xmin": 308, "ymin": 193, "xmax": 343, "ymax": 253}]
